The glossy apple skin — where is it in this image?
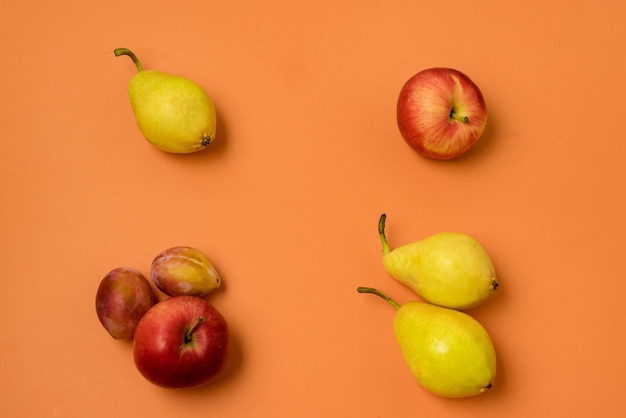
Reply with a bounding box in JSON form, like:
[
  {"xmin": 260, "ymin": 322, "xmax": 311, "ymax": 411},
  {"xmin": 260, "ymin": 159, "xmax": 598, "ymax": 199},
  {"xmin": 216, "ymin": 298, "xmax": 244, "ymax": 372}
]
[
  {"xmin": 133, "ymin": 295, "xmax": 229, "ymax": 388},
  {"xmin": 397, "ymin": 68, "xmax": 487, "ymax": 160},
  {"xmin": 95, "ymin": 267, "xmax": 155, "ymax": 340},
  {"xmin": 151, "ymin": 246, "xmax": 221, "ymax": 297}
]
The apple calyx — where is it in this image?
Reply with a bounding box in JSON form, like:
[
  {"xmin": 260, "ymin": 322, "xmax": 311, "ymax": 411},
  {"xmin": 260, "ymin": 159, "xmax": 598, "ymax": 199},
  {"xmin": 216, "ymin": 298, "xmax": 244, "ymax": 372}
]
[
  {"xmin": 450, "ymin": 110, "xmax": 469, "ymax": 123},
  {"xmin": 114, "ymin": 48, "xmax": 143, "ymax": 73},
  {"xmin": 184, "ymin": 317, "xmax": 205, "ymax": 344}
]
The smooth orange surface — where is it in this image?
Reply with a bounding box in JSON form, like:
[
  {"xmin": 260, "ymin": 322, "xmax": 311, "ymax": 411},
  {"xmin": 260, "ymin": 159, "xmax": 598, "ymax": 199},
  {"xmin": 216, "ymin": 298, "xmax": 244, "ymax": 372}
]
[{"xmin": 2, "ymin": 1, "xmax": 626, "ymax": 417}]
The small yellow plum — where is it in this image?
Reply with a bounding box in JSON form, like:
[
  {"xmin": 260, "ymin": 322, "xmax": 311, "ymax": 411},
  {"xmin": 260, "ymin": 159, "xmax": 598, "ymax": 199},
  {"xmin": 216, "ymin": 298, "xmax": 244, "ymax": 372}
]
[{"xmin": 150, "ymin": 246, "xmax": 221, "ymax": 297}]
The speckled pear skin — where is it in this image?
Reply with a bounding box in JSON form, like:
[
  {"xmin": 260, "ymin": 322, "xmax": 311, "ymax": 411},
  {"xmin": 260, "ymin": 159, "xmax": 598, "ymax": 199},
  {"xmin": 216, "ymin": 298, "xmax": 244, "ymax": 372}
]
[
  {"xmin": 115, "ymin": 48, "xmax": 216, "ymax": 153},
  {"xmin": 357, "ymin": 287, "xmax": 496, "ymax": 398},
  {"xmin": 393, "ymin": 301, "xmax": 496, "ymax": 397},
  {"xmin": 379, "ymin": 214, "xmax": 498, "ymax": 310}
]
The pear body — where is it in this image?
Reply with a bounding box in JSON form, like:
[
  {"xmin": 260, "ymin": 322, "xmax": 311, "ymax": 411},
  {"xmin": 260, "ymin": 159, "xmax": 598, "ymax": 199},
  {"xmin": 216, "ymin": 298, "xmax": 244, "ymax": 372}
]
[
  {"xmin": 393, "ymin": 301, "xmax": 496, "ymax": 397},
  {"xmin": 128, "ymin": 70, "xmax": 216, "ymax": 153},
  {"xmin": 383, "ymin": 232, "xmax": 497, "ymax": 309}
]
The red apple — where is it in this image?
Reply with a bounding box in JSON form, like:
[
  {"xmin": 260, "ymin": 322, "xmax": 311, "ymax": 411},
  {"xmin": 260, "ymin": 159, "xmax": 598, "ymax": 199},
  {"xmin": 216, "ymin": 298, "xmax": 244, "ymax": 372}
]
[
  {"xmin": 95, "ymin": 267, "xmax": 155, "ymax": 340},
  {"xmin": 133, "ymin": 295, "xmax": 229, "ymax": 388},
  {"xmin": 397, "ymin": 67, "xmax": 487, "ymax": 160}
]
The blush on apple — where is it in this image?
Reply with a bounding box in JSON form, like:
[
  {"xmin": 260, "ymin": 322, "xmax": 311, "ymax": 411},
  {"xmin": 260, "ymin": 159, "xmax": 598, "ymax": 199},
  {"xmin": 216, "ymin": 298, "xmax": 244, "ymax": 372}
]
[
  {"xmin": 133, "ymin": 295, "xmax": 229, "ymax": 389},
  {"xmin": 397, "ymin": 67, "xmax": 488, "ymax": 160},
  {"xmin": 95, "ymin": 267, "xmax": 155, "ymax": 340}
]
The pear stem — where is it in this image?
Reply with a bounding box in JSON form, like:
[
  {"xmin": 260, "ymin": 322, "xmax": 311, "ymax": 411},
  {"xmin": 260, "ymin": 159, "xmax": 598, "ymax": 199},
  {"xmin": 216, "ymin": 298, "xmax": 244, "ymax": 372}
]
[
  {"xmin": 450, "ymin": 110, "xmax": 469, "ymax": 123},
  {"xmin": 378, "ymin": 213, "xmax": 391, "ymax": 255},
  {"xmin": 184, "ymin": 316, "xmax": 205, "ymax": 344},
  {"xmin": 357, "ymin": 287, "xmax": 401, "ymax": 310},
  {"xmin": 114, "ymin": 48, "xmax": 143, "ymax": 72}
]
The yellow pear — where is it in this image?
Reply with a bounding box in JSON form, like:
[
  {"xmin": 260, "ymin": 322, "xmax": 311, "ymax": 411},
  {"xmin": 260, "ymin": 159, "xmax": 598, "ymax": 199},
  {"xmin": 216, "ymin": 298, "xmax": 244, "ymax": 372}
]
[
  {"xmin": 114, "ymin": 48, "xmax": 216, "ymax": 153},
  {"xmin": 357, "ymin": 287, "xmax": 496, "ymax": 398},
  {"xmin": 378, "ymin": 213, "xmax": 498, "ymax": 310}
]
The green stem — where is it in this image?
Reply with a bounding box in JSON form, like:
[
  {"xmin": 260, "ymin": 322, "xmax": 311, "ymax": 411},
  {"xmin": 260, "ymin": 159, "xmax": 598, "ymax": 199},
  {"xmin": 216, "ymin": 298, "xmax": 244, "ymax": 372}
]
[
  {"xmin": 184, "ymin": 317, "xmax": 205, "ymax": 344},
  {"xmin": 114, "ymin": 48, "xmax": 143, "ymax": 72},
  {"xmin": 357, "ymin": 287, "xmax": 401, "ymax": 310},
  {"xmin": 450, "ymin": 110, "xmax": 469, "ymax": 123},
  {"xmin": 378, "ymin": 213, "xmax": 391, "ymax": 255}
]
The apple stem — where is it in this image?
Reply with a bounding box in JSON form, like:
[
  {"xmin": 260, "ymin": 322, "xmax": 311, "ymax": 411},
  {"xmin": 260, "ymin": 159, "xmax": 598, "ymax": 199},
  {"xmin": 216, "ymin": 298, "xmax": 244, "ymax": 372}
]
[
  {"xmin": 184, "ymin": 317, "xmax": 205, "ymax": 344},
  {"xmin": 450, "ymin": 110, "xmax": 469, "ymax": 123},
  {"xmin": 114, "ymin": 48, "xmax": 143, "ymax": 72},
  {"xmin": 357, "ymin": 287, "xmax": 401, "ymax": 310},
  {"xmin": 378, "ymin": 213, "xmax": 392, "ymax": 255}
]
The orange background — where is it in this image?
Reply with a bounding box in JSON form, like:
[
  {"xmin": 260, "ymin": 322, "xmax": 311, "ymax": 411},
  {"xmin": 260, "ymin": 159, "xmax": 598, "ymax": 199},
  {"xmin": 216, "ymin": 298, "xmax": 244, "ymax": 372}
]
[{"xmin": 2, "ymin": 1, "xmax": 625, "ymax": 417}]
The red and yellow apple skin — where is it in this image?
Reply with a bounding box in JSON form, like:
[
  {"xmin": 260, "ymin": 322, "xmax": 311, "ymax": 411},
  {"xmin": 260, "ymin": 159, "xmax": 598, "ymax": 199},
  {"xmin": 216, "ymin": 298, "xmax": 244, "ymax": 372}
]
[
  {"xmin": 150, "ymin": 246, "xmax": 221, "ymax": 297},
  {"xmin": 132, "ymin": 296, "xmax": 229, "ymax": 389},
  {"xmin": 397, "ymin": 68, "xmax": 487, "ymax": 160},
  {"xmin": 95, "ymin": 267, "xmax": 156, "ymax": 340}
]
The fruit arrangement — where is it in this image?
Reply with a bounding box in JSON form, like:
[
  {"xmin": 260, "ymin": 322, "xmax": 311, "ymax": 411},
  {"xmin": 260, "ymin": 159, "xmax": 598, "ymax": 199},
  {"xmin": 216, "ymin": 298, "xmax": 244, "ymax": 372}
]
[
  {"xmin": 359, "ymin": 213, "xmax": 499, "ymax": 398},
  {"xmin": 355, "ymin": 67, "xmax": 499, "ymax": 398},
  {"xmin": 96, "ymin": 246, "xmax": 228, "ymax": 389},
  {"xmin": 105, "ymin": 48, "xmax": 501, "ymax": 397}
]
